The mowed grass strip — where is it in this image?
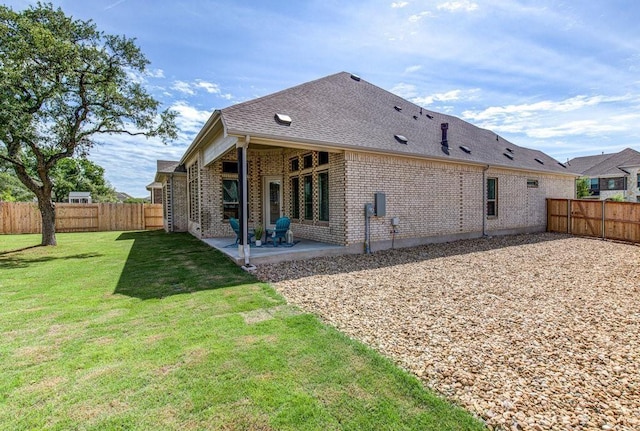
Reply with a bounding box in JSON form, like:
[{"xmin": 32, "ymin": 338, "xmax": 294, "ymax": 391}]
[{"xmin": 0, "ymin": 231, "xmax": 485, "ymax": 430}]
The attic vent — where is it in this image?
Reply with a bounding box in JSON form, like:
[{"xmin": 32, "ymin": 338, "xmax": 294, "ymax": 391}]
[
  {"xmin": 535, "ymin": 158, "xmax": 544, "ymax": 165},
  {"xmin": 394, "ymin": 105, "xmax": 402, "ymax": 112},
  {"xmin": 506, "ymin": 147, "xmax": 514, "ymax": 153},
  {"xmin": 394, "ymin": 134, "xmax": 408, "ymax": 144},
  {"xmin": 503, "ymin": 152, "xmax": 514, "ymax": 160},
  {"xmin": 274, "ymin": 113, "xmax": 292, "ymax": 125},
  {"xmin": 350, "ymin": 73, "xmax": 361, "ymax": 81},
  {"xmin": 459, "ymin": 145, "xmax": 471, "ymax": 154}
]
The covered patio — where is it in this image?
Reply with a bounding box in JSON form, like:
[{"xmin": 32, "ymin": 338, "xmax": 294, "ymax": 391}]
[{"xmin": 201, "ymin": 237, "xmax": 350, "ymax": 266}]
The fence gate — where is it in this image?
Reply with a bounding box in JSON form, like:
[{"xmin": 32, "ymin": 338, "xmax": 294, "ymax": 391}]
[{"xmin": 547, "ymin": 198, "xmax": 640, "ymax": 243}]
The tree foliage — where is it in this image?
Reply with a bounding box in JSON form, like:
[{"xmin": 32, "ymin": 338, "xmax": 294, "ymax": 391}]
[
  {"xmin": 50, "ymin": 158, "xmax": 117, "ymax": 202},
  {"xmin": 0, "ymin": 2, "xmax": 177, "ymax": 245},
  {"xmin": 576, "ymin": 177, "xmax": 591, "ymax": 199},
  {"xmin": 0, "ymin": 160, "xmax": 34, "ymax": 201}
]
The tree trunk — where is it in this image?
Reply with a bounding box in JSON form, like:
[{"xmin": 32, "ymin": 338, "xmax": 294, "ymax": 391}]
[{"xmin": 38, "ymin": 198, "xmax": 57, "ymax": 246}]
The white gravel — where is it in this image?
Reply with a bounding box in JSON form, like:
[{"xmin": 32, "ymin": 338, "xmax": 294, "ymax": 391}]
[{"xmin": 255, "ymin": 233, "xmax": 640, "ymax": 430}]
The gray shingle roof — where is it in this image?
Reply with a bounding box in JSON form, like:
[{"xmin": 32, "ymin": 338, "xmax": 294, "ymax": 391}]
[
  {"xmin": 567, "ymin": 148, "xmax": 640, "ymax": 176},
  {"xmin": 156, "ymin": 160, "xmax": 184, "ymax": 174},
  {"xmin": 220, "ymin": 72, "xmax": 572, "ymax": 175}
]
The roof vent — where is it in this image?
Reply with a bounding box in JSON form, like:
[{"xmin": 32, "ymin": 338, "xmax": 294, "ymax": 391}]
[
  {"xmin": 394, "ymin": 105, "xmax": 402, "ymax": 112},
  {"xmin": 274, "ymin": 113, "xmax": 292, "ymax": 125},
  {"xmin": 426, "ymin": 114, "xmax": 434, "ymax": 119},
  {"xmin": 535, "ymin": 158, "xmax": 544, "ymax": 165},
  {"xmin": 394, "ymin": 134, "xmax": 408, "ymax": 144},
  {"xmin": 506, "ymin": 147, "xmax": 514, "ymax": 153},
  {"xmin": 413, "ymin": 115, "xmax": 418, "ymax": 120},
  {"xmin": 350, "ymin": 73, "xmax": 361, "ymax": 81},
  {"xmin": 459, "ymin": 145, "xmax": 471, "ymax": 154},
  {"xmin": 441, "ymin": 123, "xmax": 449, "ymax": 147},
  {"xmin": 503, "ymin": 152, "xmax": 514, "ymax": 160}
]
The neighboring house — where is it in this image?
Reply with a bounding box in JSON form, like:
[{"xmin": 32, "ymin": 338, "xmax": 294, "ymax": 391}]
[
  {"xmin": 154, "ymin": 72, "xmax": 575, "ymax": 254},
  {"xmin": 567, "ymin": 148, "xmax": 640, "ymax": 201},
  {"xmin": 68, "ymin": 191, "xmax": 91, "ymax": 203},
  {"xmin": 115, "ymin": 191, "xmax": 134, "ymax": 202},
  {"xmin": 153, "ymin": 160, "xmax": 188, "ymax": 232}
]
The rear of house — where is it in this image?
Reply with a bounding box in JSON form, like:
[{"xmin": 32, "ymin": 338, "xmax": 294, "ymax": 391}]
[{"xmin": 155, "ymin": 72, "xmax": 575, "ymax": 255}]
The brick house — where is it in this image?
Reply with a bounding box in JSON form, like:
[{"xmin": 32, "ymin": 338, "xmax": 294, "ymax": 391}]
[
  {"xmin": 155, "ymin": 72, "xmax": 575, "ymax": 257},
  {"xmin": 567, "ymin": 148, "xmax": 640, "ymax": 201}
]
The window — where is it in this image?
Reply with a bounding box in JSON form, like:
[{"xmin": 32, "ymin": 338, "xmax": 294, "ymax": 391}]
[
  {"xmin": 290, "ymin": 177, "xmax": 300, "ymax": 219},
  {"xmin": 527, "ymin": 179, "xmax": 539, "ymax": 188},
  {"xmin": 303, "ymin": 153, "xmax": 313, "ymax": 169},
  {"xmin": 608, "ymin": 179, "xmax": 616, "ymax": 190},
  {"xmin": 318, "ymin": 151, "xmax": 329, "ymax": 165},
  {"xmin": 590, "ymin": 178, "xmax": 600, "ymax": 196},
  {"xmin": 222, "ymin": 179, "xmax": 239, "ymax": 220},
  {"xmin": 318, "ymin": 171, "xmax": 329, "ymax": 221},
  {"xmin": 304, "ymin": 175, "xmax": 313, "ymax": 220},
  {"xmin": 188, "ymin": 162, "xmax": 199, "ymax": 222},
  {"xmin": 222, "ymin": 161, "xmax": 238, "ymax": 174},
  {"xmin": 487, "ymin": 177, "xmax": 497, "ymax": 217},
  {"xmin": 637, "ymin": 173, "xmax": 640, "ymax": 189},
  {"xmin": 290, "ymin": 157, "xmax": 299, "ymax": 172}
]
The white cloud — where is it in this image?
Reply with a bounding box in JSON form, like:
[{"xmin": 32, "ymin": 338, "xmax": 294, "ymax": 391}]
[
  {"xmin": 408, "ymin": 11, "xmax": 433, "ymax": 22},
  {"xmin": 437, "ymin": 1, "xmax": 479, "ymax": 12},
  {"xmin": 391, "ymin": 1, "xmax": 408, "ymax": 8},
  {"xmin": 404, "ymin": 65, "xmax": 423, "ymax": 74},
  {"xmin": 170, "ymin": 101, "xmax": 213, "ymax": 135},
  {"xmin": 146, "ymin": 68, "xmax": 165, "ymax": 78},
  {"xmin": 195, "ymin": 80, "xmax": 221, "ymax": 94},
  {"xmin": 172, "ymin": 81, "xmax": 195, "ymax": 95},
  {"xmin": 462, "ymin": 95, "xmax": 633, "ymax": 122}
]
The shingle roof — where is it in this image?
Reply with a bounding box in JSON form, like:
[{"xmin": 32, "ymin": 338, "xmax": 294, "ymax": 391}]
[
  {"xmin": 220, "ymin": 72, "xmax": 572, "ymax": 175},
  {"xmin": 156, "ymin": 160, "xmax": 184, "ymax": 174},
  {"xmin": 567, "ymin": 148, "xmax": 640, "ymax": 176}
]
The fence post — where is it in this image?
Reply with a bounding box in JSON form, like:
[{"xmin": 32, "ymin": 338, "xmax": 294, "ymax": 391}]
[
  {"xmin": 602, "ymin": 200, "xmax": 606, "ymax": 240},
  {"xmin": 567, "ymin": 199, "xmax": 571, "ymax": 234}
]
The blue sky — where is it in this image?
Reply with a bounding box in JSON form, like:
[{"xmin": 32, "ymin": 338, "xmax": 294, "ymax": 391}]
[{"xmin": 6, "ymin": 0, "xmax": 640, "ymax": 197}]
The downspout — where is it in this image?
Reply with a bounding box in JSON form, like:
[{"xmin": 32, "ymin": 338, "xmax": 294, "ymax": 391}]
[{"xmin": 482, "ymin": 165, "xmax": 490, "ymax": 237}]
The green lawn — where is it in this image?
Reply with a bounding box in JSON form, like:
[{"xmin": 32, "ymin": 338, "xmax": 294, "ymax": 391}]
[{"xmin": 0, "ymin": 231, "xmax": 485, "ymax": 430}]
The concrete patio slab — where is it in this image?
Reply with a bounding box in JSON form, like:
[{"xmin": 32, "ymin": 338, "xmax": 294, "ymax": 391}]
[{"xmin": 201, "ymin": 237, "xmax": 351, "ymax": 265}]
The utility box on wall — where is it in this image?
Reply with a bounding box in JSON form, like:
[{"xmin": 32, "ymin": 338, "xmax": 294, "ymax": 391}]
[{"xmin": 375, "ymin": 192, "xmax": 386, "ymax": 217}]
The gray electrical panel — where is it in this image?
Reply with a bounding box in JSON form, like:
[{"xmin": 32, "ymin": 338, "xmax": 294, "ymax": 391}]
[{"xmin": 375, "ymin": 192, "xmax": 386, "ymax": 217}]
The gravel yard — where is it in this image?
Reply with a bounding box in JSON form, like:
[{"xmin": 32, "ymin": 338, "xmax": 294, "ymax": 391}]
[{"xmin": 255, "ymin": 233, "xmax": 640, "ymax": 430}]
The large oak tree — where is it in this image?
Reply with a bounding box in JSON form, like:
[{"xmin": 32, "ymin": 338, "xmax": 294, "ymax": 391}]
[{"xmin": 0, "ymin": 2, "xmax": 177, "ymax": 245}]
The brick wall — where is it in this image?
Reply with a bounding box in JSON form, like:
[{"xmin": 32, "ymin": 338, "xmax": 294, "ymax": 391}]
[
  {"xmin": 178, "ymin": 145, "xmax": 574, "ymax": 248},
  {"xmin": 343, "ymin": 152, "xmax": 575, "ymax": 247}
]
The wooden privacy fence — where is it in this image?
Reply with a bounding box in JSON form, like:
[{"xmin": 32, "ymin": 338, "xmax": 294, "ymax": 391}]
[
  {"xmin": 547, "ymin": 198, "xmax": 640, "ymax": 243},
  {"xmin": 0, "ymin": 202, "xmax": 163, "ymax": 234}
]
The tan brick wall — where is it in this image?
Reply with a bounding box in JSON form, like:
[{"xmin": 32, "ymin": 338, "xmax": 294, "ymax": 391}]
[
  {"xmin": 161, "ymin": 174, "xmax": 188, "ymax": 232},
  {"xmin": 484, "ymin": 167, "xmax": 574, "ymax": 233},
  {"xmin": 343, "ymin": 152, "xmax": 575, "ymax": 246}
]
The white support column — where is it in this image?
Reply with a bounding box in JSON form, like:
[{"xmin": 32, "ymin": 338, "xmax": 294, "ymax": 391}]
[{"xmin": 236, "ymin": 136, "xmax": 254, "ymax": 270}]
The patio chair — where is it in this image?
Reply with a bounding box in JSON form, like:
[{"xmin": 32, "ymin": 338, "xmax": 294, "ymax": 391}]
[
  {"xmin": 229, "ymin": 217, "xmax": 255, "ymax": 244},
  {"xmin": 265, "ymin": 216, "xmax": 290, "ymax": 247}
]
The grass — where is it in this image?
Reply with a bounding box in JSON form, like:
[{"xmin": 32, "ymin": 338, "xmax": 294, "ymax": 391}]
[{"xmin": 0, "ymin": 230, "xmax": 485, "ymax": 430}]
